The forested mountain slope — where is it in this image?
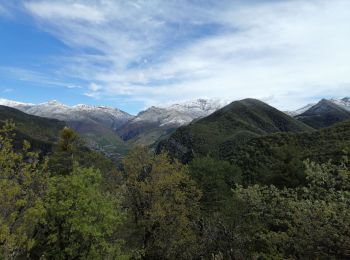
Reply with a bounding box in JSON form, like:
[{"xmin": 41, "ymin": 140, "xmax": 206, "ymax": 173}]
[
  {"xmin": 158, "ymin": 98, "xmax": 312, "ymax": 162},
  {"xmin": 0, "ymin": 105, "xmax": 66, "ymax": 153},
  {"xmin": 220, "ymin": 120, "xmax": 350, "ymax": 186},
  {"xmin": 0, "ymin": 105, "xmax": 65, "ymax": 142}
]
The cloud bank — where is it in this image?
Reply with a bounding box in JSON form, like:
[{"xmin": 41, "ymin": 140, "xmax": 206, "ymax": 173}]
[{"xmin": 17, "ymin": 0, "xmax": 350, "ymax": 109}]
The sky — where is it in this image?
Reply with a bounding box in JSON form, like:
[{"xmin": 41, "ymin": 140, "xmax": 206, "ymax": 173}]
[{"xmin": 0, "ymin": 0, "xmax": 349, "ymax": 114}]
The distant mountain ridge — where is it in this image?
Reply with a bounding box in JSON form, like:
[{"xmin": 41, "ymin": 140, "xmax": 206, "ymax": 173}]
[
  {"xmin": 2, "ymin": 96, "xmax": 349, "ymax": 160},
  {"xmin": 295, "ymin": 98, "xmax": 350, "ymax": 129},
  {"xmin": 330, "ymin": 97, "xmax": 350, "ymax": 111},
  {"xmin": 285, "ymin": 103, "xmax": 315, "ymax": 116},
  {"xmin": 118, "ymin": 99, "xmax": 229, "ymax": 146},
  {"xmin": 287, "ymin": 97, "xmax": 350, "ymax": 116},
  {"xmin": 0, "ymin": 97, "xmax": 229, "ymax": 156},
  {"xmin": 0, "ymin": 99, "xmax": 134, "ymax": 128},
  {"xmin": 135, "ymin": 99, "xmax": 228, "ymax": 127},
  {"xmin": 0, "ymin": 98, "xmax": 134, "ymax": 159}
]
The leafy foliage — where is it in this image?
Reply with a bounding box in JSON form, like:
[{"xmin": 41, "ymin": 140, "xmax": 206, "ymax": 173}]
[
  {"xmin": 48, "ymin": 127, "xmax": 115, "ymax": 176},
  {"xmin": 204, "ymin": 160, "xmax": 350, "ymax": 259},
  {"xmin": 0, "ymin": 122, "xmax": 48, "ymax": 259},
  {"xmin": 222, "ymin": 120, "xmax": 350, "ymax": 186},
  {"xmin": 189, "ymin": 157, "xmax": 242, "ymax": 212},
  {"xmin": 32, "ymin": 164, "xmax": 126, "ymax": 260},
  {"xmin": 121, "ymin": 147, "xmax": 202, "ymax": 259}
]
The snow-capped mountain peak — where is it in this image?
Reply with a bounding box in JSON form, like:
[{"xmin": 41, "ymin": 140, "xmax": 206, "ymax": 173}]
[
  {"xmin": 45, "ymin": 100, "xmax": 66, "ymax": 106},
  {"xmin": 165, "ymin": 98, "xmax": 229, "ymax": 111},
  {"xmin": 132, "ymin": 98, "xmax": 230, "ymax": 126},
  {"xmin": 0, "ymin": 97, "xmax": 134, "ymax": 127},
  {"xmin": 0, "ymin": 98, "xmax": 34, "ymax": 107}
]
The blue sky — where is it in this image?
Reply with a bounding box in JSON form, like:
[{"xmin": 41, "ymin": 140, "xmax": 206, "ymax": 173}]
[{"xmin": 0, "ymin": 0, "xmax": 349, "ymax": 114}]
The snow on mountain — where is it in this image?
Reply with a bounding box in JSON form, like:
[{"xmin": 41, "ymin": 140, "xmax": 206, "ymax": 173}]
[
  {"xmin": 116, "ymin": 98, "xmax": 230, "ymax": 144},
  {"xmin": 0, "ymin": 98, "xmax": 34, "ymax": 107},
  {"xmin": 330, "ymin": 97, "xmax": 350, "ymax": 111},
  {"xmin": 0, "ymin": 97, "xmax": 228, "ymax": 129},
  {"xmin": 0, "ymin": 98, "xmax": 134, "ymax": 129},
  {"xmin": 285, "ymin": 103, "xmax": 316, "ymax": 116},
  {"xmin": 133, "ymin": 98, "xmax": 230, "ymax": 127},
  {"xmin": 287, "ymin": 97, "xmax": 350, "ymax": 116},
  {"xmin": 295, "ymin": 98, "xmax": 350, "ymax": 129}
]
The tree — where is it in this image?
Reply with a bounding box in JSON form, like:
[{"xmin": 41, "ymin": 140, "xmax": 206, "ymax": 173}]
[
  {"xmin": 265, "ymin": 144, "xmax": 306, "ymax": 187},
  {"xmin": 58, "ymin": 126, "xmax": 78, "ymax": 153},
  {"xmin": 122, "ymin": 147, "xmax": 202, "ymax": 259},
  {"xmin": 0, "ymin": 122, "xmax": 48, "ymax": 259},
  {"xmin": 32, "ymin": 163, "xmax": 126, "ymax": 259},
  {"xmin": 49, "ymin": 127, "xmax": 115, "ymax": 177},
  {"xmin": 48, "ymin": 127, "xmax": 79, "ymax": 176},
  {"xmin": 189, "ymin": 156, "xmax": 242, "ymax": 212}
]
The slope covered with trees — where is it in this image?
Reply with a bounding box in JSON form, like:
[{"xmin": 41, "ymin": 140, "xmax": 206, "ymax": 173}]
[
  {"xmin": 158, "ymin": 98, "xmax": 312, "ymax": 162},
  {"xmin": 220, "ymin": 120, "xmax": 350, "ymax": 186}
]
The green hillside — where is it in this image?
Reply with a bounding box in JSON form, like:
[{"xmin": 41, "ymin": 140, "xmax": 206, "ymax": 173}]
[
  {"xmin": 0, "ymin": 105, "xmax": 66, "ymax": 153},
  {"xmin": 220, "ymin": 120, "xmax": 350, "ymax": 186},
  {"xmin": 127, "ymin": 127, "xmax": 176, "ymax": 148},
  {"xmin": 158, "ymin": 98, "xmax": 312, "ymax": 162}
]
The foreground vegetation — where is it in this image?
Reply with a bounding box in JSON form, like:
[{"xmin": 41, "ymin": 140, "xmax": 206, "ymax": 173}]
[{"xmin": 1, "ymin": 122, "xmax": 350, "ymax": 259}]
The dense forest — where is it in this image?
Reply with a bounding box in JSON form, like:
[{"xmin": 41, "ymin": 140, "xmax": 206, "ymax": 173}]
[{"xmin": 1, "ymin": 116, "xmax": 350, "ymax": 259}]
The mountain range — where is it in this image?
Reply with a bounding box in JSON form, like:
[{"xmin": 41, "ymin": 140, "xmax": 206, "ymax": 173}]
[
  {"xmin": 1, "ymin": 96, "xmax": 349, "ymax": 160},
  {"xmin": 0, "ymin": 98, "xmax": 228, "ymax": 158}
]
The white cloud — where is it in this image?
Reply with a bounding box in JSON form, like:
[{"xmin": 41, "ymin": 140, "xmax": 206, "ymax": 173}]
[
  {"xmin": 23, "ymin": 0, "xmax": 350, "ymax": 110},
  {"xmin": 24, "ymin": 2, "xmax": 106, "ymax": 23}
]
